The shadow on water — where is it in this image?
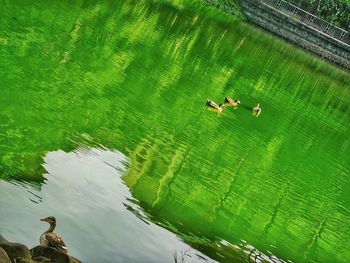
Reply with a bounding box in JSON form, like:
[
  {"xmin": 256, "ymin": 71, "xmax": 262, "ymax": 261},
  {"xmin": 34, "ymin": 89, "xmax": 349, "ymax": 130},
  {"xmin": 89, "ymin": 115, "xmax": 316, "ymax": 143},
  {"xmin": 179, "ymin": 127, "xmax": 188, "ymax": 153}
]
[{"xmin": 240, "ymin": 104, "xmax": 254, "ymax": 111}]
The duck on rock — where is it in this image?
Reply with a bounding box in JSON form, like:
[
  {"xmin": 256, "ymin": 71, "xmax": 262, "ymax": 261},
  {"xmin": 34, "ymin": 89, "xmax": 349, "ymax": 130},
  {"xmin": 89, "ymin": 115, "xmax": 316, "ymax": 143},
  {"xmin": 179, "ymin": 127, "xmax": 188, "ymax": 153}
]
[{"xmin": 39, "ymin": 216, "xmax": 67, "ymax": 253}]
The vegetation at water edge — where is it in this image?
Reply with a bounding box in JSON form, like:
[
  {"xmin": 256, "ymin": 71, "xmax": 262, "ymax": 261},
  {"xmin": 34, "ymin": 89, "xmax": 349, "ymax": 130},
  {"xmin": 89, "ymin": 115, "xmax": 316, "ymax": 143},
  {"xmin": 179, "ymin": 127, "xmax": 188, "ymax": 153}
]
[{"xmin": 285, "ymin": 0, "xmax": 350, "ymax": 30}]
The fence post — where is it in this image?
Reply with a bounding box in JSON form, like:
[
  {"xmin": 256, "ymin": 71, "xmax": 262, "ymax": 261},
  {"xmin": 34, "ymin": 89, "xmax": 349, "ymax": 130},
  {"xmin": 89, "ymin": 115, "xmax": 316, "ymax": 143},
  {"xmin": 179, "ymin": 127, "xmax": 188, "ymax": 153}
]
[
  {"xmin": 340, "ymin": 31, "xmax": 345, "ymax": 40},
  {"xmin": 324, "ymin": 24, "xmax": 330, "ymax": 33},
  {"xmin": 276, "ymin": 0, "xmax": 282, "ymax": 9}
]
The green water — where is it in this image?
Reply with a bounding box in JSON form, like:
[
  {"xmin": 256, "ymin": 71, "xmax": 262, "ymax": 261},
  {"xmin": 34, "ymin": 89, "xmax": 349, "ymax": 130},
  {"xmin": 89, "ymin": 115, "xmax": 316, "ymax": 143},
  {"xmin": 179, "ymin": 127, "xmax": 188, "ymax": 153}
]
[{"xmin": 1, "ymin": 0, "xmax": 350, "ymax": 262}]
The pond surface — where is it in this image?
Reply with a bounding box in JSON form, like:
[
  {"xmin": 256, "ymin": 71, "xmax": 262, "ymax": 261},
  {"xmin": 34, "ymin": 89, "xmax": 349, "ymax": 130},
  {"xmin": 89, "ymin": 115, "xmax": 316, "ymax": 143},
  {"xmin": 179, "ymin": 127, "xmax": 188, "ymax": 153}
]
[{"xmin": 1, "ymin": 0, "xmax": 350, "ymax": 262}]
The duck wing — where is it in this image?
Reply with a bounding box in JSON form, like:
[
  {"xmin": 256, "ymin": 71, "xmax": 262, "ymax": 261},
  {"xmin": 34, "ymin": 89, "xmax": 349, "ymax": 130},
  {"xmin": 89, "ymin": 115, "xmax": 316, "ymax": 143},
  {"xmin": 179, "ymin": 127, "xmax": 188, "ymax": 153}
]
[
  {"xmin": 45, "ymin": 232, "xmax": 67, "ymax": 252},
  {"xmin": 225, "ymin": 97, "xmax": 233, "ymax": 103},
  {"xmin": 207, "ymin": 99, "xmax": 220, "ymax": 109}
]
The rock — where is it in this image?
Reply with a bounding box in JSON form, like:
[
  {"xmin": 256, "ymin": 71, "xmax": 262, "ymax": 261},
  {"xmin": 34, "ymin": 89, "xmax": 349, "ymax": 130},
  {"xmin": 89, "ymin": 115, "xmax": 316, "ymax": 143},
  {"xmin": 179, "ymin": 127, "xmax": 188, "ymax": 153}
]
[
  {"xmin": 0, "ymin": 247, "xmax": 11, "ymax": 263},
  {"xmin": 0, "ymin": 241, "xmax": 30, "ymax": 263},
  {"xmin": 31, "ymin": 256, "xmax": 51, "ymax": 263},
  {"xmin": 0, "ymin": 236, "xmax": 9, "ymax": 246},
  {"xmin": 30, "ymin": 246, "xmax": 82, "ymax": 263},
  {"xmin": 70, "ymin": 255, "xmax": 82, "ymax": 263},
  {"xmin": 13, "ymin": 258, "xmax": 32, "ymax": 263},
  {"xmin": 0, "ymin": 236, "xmax": 81, "ymax": 263},
  {"xmin": 30, "ymin": 246, "xmax": 68, "ymax": 263}
]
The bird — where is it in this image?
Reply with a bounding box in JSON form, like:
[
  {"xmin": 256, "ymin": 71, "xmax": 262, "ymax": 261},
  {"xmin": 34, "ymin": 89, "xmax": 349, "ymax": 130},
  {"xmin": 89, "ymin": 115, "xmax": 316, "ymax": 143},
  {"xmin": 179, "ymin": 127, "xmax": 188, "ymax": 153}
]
[
  {"xmin": 224, "ymin": 97, "xmax": 240, "ymax": 109},
  {"xmin": 207, "ymin": 99, "xmax": 223, "ymax": 113},
  {"xmin": 253, "ymin": 103, "xmax": 261, "ymax": 117},
  {"xmin": 39, "ymin": 216, "xmax": 67, "ymax": 253}
]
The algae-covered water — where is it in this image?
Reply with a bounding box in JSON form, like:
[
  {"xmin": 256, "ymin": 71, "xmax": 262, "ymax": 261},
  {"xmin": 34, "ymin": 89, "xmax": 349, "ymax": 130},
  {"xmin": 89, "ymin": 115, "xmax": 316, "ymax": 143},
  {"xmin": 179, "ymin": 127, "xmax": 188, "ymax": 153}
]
[{"xmin": 1, "ymin": 0, "xmax": 350, "ymax": 262}]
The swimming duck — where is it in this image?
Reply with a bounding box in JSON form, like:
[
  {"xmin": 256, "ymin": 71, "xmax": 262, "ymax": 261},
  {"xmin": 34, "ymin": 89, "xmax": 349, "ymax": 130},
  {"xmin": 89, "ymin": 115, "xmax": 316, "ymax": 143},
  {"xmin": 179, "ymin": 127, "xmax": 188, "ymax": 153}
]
[
  {"xmin": 207, "ymin": 99, "xmax": 223, "ymax": 113},
  {"xmin": 224, "ymin": 97, "xmax": 240, "ymax": 109},
  {"xmin": 40, "ymin": 216, "xmax": 67, "ymax": 252},
  {"xmin": 253, "ymin": 103, "xmax": 261, "ymax": 117}
]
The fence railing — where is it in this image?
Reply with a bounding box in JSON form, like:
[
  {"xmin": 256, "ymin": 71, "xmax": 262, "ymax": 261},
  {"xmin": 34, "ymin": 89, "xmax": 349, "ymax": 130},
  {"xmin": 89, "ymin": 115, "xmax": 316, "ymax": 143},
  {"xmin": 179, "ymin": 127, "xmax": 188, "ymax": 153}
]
[{"xmin": 260, "ymin": 0, "xmax": 350, "ymax": 46}]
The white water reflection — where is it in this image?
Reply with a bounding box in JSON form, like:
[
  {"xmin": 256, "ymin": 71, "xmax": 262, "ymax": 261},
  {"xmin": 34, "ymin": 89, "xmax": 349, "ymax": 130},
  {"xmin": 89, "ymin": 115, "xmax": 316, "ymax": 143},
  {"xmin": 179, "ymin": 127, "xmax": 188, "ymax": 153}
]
[{"xmin": 0, "ymin": 148, "xmax": 216, "ymax": 263}]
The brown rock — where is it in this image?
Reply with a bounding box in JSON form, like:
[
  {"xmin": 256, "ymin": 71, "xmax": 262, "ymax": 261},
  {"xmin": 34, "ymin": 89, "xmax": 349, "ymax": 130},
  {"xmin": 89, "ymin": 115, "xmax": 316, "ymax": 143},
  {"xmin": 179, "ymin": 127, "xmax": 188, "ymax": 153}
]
[
  {"xmin": 30, "ymin": 246, "xmax": 82, "ymax": 263},
  {"xmin": 69, "ymin": 256, "xmax": 82, "ymax": 263},
  {"xmin": 0, "ymin": 236, "xmax": 9, "ymax": 246},
  {"xmin": 12, "ymin": 258, "xmax": 32, "ymax": 263},
  {"xmin": 30, "ymin": 246, "xmax": 68, "ymax": 263},
  {"xmin": 31, "ymin": 256, "xmax": 51, "ymax": 263},
  {"xmin": 0, "ymin": 242, "xmax": 30, "ymax": 263},
  {"xmin": 0, "ymin": 247, "xmax": 11, "ymax": 263},
  {"xmin": 0, "ymin": 236, "xmax": 82, "ymax": 263}
]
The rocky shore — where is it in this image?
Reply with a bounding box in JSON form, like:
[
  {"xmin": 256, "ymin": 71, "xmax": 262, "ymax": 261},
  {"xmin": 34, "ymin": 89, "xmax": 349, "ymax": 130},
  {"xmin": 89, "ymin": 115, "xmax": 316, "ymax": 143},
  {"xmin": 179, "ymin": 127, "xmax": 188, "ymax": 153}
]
[{"xmin": 0, "ymin": 235, "xmax": 82, "ymax": 263}]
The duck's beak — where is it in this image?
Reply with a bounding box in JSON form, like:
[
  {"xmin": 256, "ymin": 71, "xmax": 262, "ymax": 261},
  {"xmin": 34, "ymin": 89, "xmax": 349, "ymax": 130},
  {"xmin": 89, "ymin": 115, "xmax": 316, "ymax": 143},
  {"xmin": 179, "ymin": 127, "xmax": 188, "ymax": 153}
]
[{"xmin": 40, "ymin": 218, "xmax": 47, "ymax": 222}]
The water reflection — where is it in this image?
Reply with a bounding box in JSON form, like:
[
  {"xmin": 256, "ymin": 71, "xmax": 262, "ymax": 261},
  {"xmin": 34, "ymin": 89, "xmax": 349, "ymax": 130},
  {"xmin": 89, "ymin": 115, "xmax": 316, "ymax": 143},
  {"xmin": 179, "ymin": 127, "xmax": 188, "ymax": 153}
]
[{"xmin": 0, "ymin": 148, "xmax": 215, "ymax": 263}]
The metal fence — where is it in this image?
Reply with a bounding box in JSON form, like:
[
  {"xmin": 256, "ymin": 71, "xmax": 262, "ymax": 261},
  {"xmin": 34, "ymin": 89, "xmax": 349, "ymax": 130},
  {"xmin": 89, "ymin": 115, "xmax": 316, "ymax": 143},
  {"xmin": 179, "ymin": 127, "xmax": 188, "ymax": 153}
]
[{"xmin": 260, "ymin": 0, "xmax": 350, "ymax": 46}]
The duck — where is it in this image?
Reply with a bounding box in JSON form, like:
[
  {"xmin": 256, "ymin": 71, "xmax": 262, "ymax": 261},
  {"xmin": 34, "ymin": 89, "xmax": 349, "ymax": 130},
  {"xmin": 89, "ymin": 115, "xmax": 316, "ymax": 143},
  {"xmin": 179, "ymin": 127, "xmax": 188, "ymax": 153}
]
[
  {"xmin": 39, "ymin": 216, "xmax": 67, "ymax": 253},
  {"xmin": 253, "ymin": 103, "xmax": 261, "ymax": 117},
  {"xmin": 207, "ymin": 99, "xmax": 223, "ymax": 113},
  {"xmin": 224, "ymin": 97, "xmax": 241, "ymax": 109}
]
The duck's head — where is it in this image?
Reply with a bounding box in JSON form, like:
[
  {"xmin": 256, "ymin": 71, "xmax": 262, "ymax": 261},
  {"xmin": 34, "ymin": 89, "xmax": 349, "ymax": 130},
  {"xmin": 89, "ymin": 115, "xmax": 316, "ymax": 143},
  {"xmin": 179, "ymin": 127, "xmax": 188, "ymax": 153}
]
[
  {"xmin": 235, "ymin": 100, "xmax": 241, "ymax": 105},
  {"xmin": 40, "ymin": 216, "xmax": 56, "ymax": 225}
]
